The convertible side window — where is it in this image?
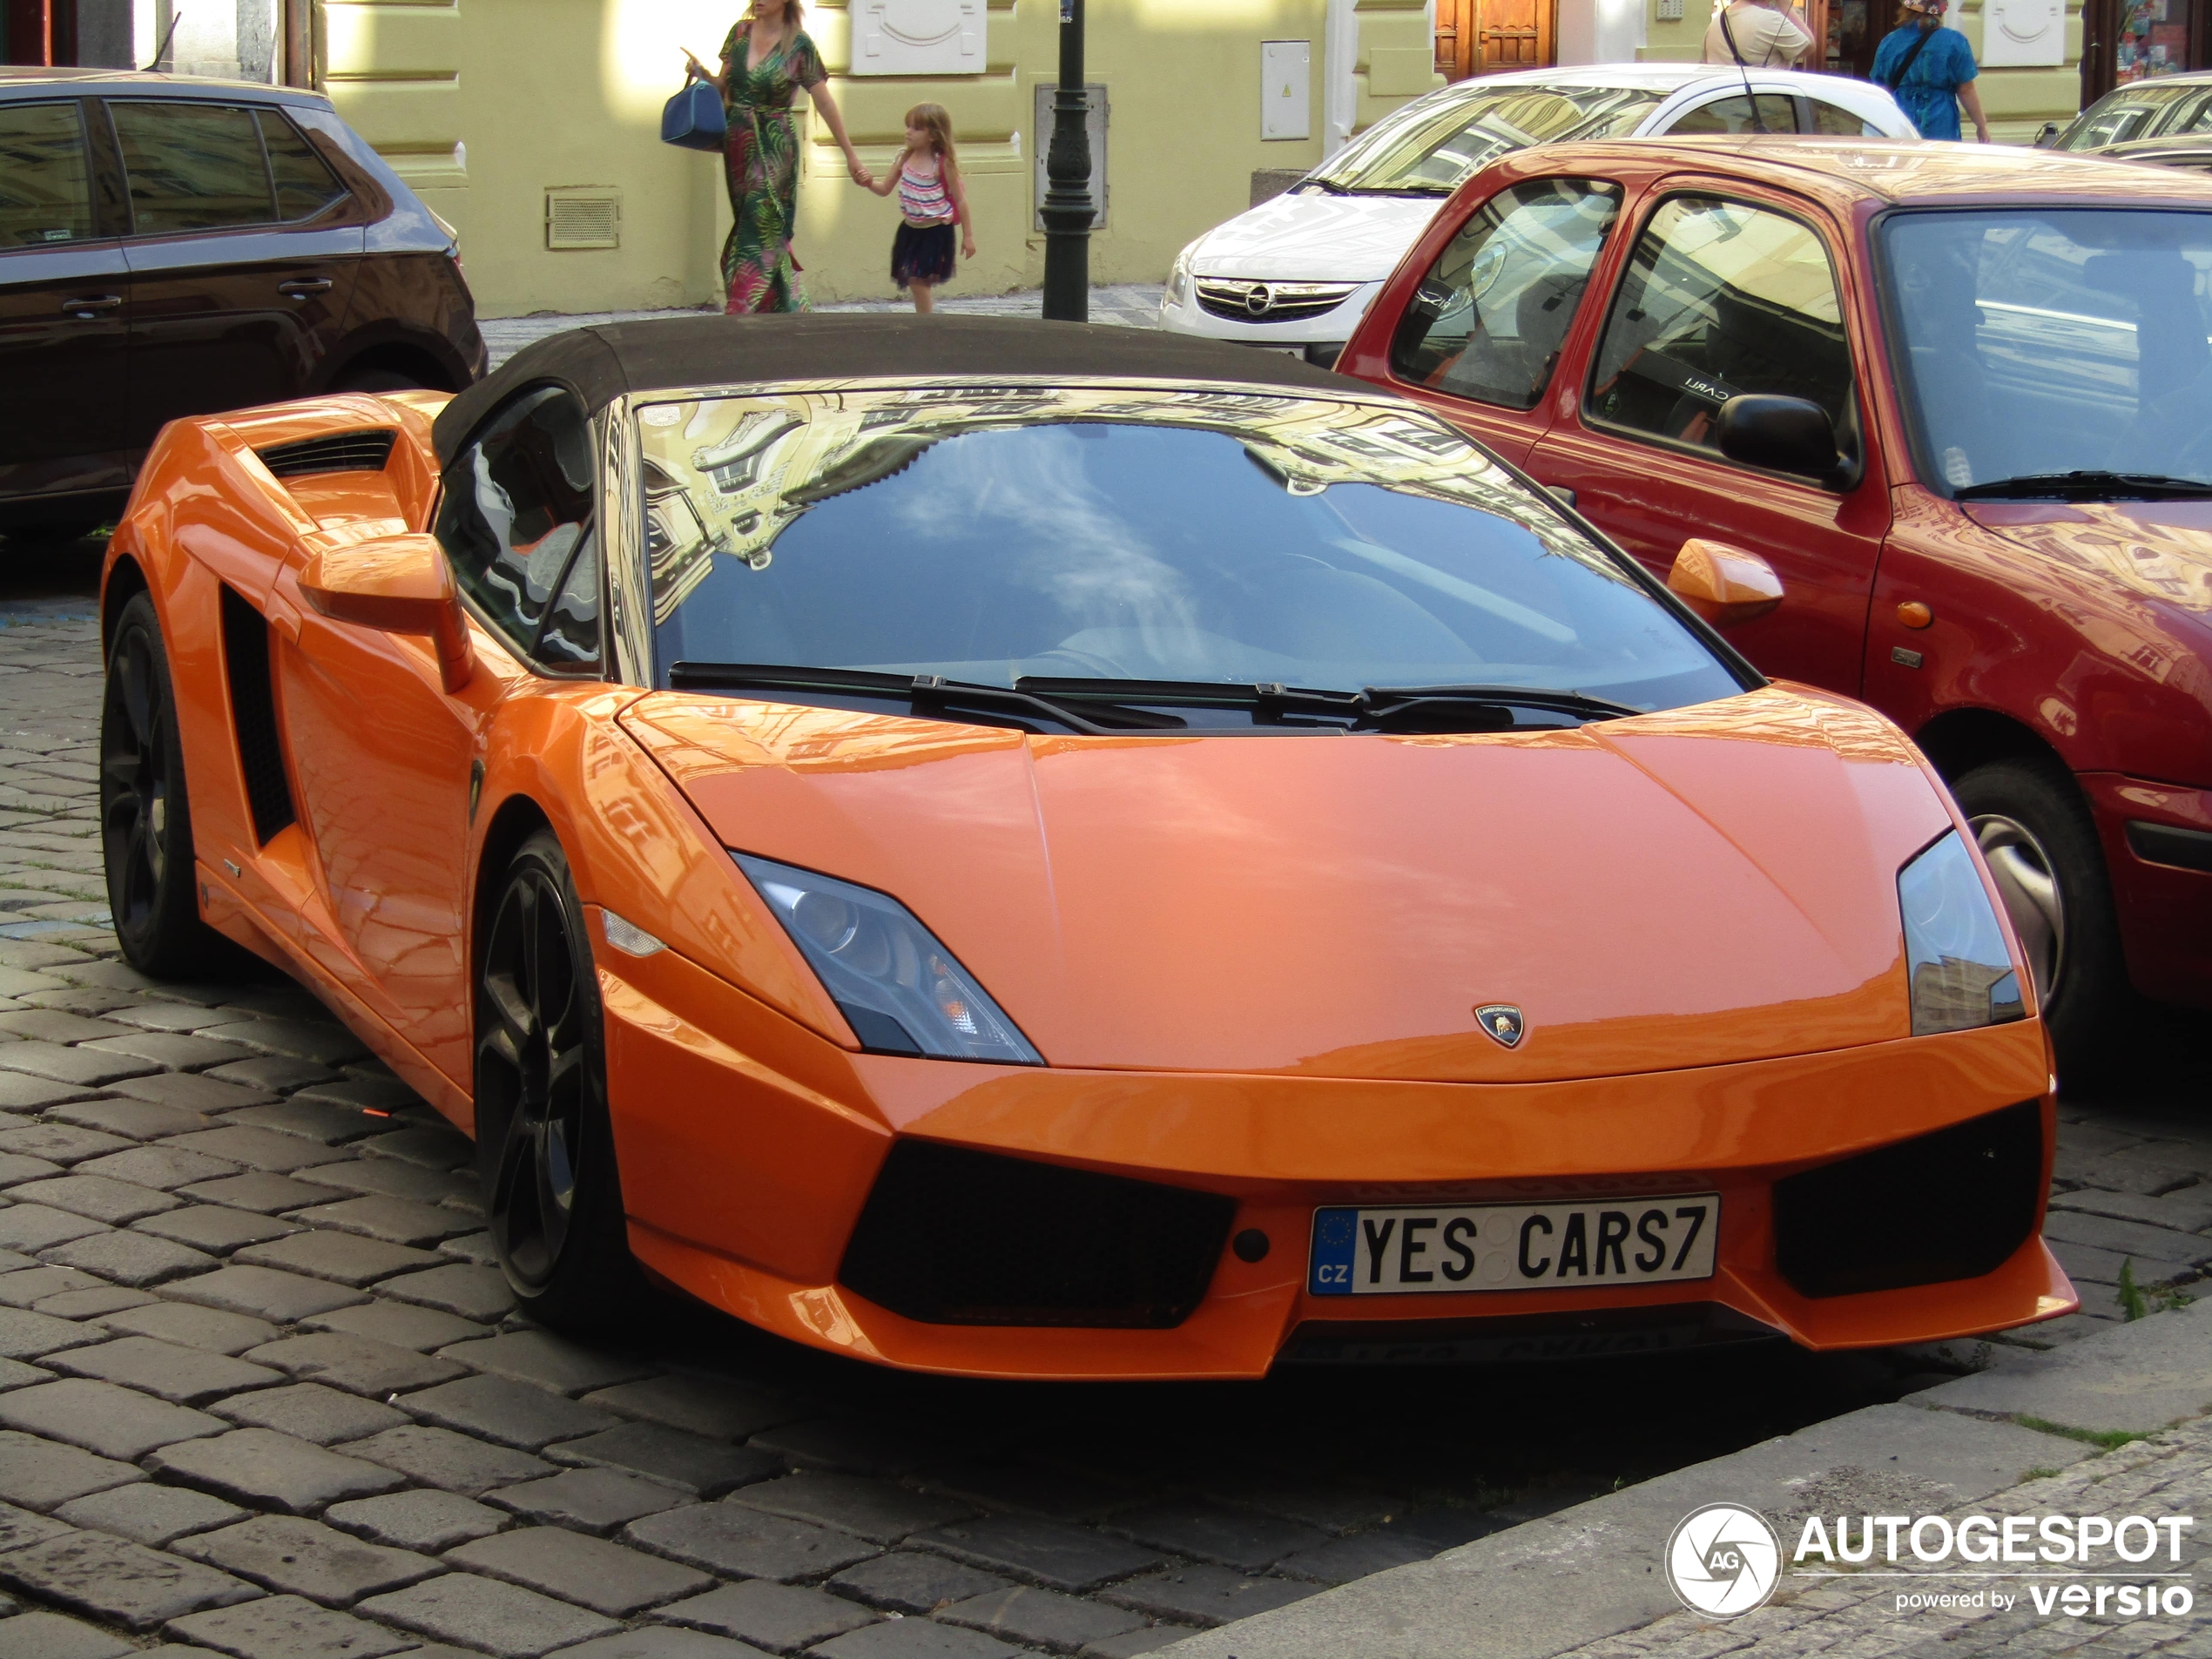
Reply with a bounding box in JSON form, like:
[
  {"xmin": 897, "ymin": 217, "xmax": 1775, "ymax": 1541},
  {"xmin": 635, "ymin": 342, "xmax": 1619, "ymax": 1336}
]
[
  {"xmin": 435, "ymin": 386, "xmax": 601, "ymax": 672},
  {"xmin": 1586, "ymin": 195, "xmax": 1852, "ymax": 462},
  {"xmin": 1389, "ymin": 178, "xmax": 1622, "ymax": 411}
]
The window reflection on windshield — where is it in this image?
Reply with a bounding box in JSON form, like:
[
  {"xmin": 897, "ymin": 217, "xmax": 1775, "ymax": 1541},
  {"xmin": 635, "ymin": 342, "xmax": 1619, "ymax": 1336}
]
[
  {"xmin": 1882, "ymin": 210, "xmax": 2212, "ymax": 491},
  {"xmin": 1306, "ymin": 85, "xmax": 1663, "ymax": 195},
  {"xmin": 635, "ymin": 388, "xmax": 1737, "ymax": 714}
]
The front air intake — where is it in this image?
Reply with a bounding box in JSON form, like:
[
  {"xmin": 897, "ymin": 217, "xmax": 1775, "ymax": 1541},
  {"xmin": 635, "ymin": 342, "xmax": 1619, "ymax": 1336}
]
[
  {"xmin": 839, "ymin": 1141, "xmax": 1235, "ymax": 1328},
  {"xmin": 1774, "ymin": 1100, "xmax": 2043, "ymax": 1298},
  {"xmin": 255, "ymin": 430, "xmax": 398, "ymax": 479}
]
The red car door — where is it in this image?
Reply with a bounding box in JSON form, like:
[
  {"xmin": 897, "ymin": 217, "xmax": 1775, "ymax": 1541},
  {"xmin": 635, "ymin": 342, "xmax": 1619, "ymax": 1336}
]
[
  {"xmin": 1348, "ymin": 173, "xmax": 1625, "ymax": 469},
  {"xmin": 1528, "ymin": 181, "xmax": 1892, "ymax": 697}
]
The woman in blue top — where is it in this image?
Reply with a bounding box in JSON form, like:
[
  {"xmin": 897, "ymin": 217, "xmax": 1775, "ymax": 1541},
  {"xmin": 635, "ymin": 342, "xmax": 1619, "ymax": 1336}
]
[{"xmin": 1872, "ymin": 0, "xmax": 1991, "ymax": 142}]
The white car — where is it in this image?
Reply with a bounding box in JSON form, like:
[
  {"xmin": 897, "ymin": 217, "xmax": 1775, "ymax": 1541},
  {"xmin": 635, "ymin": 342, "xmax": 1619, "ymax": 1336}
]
[{"xmin": 1160, "ymin": 64, "xmax": 1918, "ymax": 363}]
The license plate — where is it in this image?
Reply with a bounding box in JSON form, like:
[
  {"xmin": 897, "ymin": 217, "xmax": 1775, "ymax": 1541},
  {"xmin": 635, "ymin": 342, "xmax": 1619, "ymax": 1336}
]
[{"xmin": 1308, "ymin": 1195, "xmax": 1720, "ymax": 1296}]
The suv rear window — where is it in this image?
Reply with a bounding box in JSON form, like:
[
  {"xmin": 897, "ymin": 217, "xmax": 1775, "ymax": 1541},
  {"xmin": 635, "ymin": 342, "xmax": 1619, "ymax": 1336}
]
[
  {"xmin": 0, "ymin": 102, "xmax": 95, "ymax": 248},
  {"xmin": 108, "ymin": 100, "xmax": 347, "ymax": 234}
]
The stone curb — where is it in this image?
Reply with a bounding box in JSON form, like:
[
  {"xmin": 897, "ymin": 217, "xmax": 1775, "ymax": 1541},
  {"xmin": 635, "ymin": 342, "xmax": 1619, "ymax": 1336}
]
[{"xmin": 1163, "ymin": 1297, "xmax": 2212, "ymax": 1659}]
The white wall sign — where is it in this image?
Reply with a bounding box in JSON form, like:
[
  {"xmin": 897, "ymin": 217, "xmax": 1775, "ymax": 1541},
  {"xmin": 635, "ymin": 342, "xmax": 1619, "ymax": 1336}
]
[
  {"xmin": 1262, "ymin": 39, "xmax": 1312, "ymax": 140},
  {"xmin": 1978, "ymin": 0, "xmax": 2063, "ymax": 64},
  {"xmin": 853, "ymin": 0, "xmax": 985, "ymax": 76}
]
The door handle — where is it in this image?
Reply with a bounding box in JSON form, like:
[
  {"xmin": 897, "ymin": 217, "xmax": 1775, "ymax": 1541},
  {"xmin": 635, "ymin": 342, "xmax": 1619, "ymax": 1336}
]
[
  {"xmin": 278, "ymin": 278, "xmax": 334, "ymax": 299},
  {"xmin": 60, "ymin": 294, "xmax": 122, "ymax": 317}
]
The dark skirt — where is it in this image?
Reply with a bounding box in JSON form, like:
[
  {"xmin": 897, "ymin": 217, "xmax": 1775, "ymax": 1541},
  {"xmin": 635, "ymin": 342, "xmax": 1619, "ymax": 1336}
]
[{"xmin": 892, "ymin": 221, "xmax": 956, "ymax": 287}]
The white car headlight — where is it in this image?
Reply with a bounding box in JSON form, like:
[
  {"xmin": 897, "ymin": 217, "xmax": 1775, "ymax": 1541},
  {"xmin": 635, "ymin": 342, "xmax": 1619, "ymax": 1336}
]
[
  {"xmin": 1167, "ymin": 246, "xmax": 1195, "ymax": 309},
  {"xmin": 1898, "ymin": 832, "xmax": 2027, "ymax": 1036},
  {"xmin": 736, "ymin": 853, "xmax": 1044, "ymax": 1066}
]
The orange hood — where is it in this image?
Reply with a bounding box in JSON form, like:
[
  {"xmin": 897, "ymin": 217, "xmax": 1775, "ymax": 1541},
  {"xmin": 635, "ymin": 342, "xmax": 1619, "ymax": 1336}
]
[{"xmin": 619, "ymin": 685, "xmax": 1952, "ymax": 1083}]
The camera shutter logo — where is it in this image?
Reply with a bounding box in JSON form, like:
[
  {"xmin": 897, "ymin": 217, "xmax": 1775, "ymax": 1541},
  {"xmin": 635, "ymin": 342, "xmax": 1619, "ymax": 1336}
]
[{"xmin": 1665, "ymin": 1503, "xmax": 1781, "ymax": 1618}]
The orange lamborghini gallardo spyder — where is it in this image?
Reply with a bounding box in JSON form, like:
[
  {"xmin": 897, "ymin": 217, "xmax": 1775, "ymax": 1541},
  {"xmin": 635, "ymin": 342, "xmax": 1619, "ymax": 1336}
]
[{"xmin": 98, "ymin": 316, "xmax": 2074, "ymax": 1377}]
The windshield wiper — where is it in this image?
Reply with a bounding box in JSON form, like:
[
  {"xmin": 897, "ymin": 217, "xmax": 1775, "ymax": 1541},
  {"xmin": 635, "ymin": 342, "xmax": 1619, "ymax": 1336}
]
[
  {"xmin": 665, "ymin": 663, "xmax": 1185, "ymax": 735},
  {"xmin": 1361, "ymin": 685, "xmax": 1645, "ymax": 723},
  {"xmin": 1298, "ymin": 177, "xmax": 1352, "ymax": 195},
  {"xmin": 665, "ymin": 667, "xmax": 1641, "ymax": 736},
  {"xmin": 1952, "ymin": 470, "xmax": 2212, "ymax": 502},
  {"xmin": 1028, "ymin": 678, "xmax": 1639, "ymax": 729}
]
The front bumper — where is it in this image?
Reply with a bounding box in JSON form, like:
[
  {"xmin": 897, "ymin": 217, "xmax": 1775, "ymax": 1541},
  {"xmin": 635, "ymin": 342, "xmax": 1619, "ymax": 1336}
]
[{"xmin": 597, "ymin": 919, "xmax": 2072, "ymax": 1379}]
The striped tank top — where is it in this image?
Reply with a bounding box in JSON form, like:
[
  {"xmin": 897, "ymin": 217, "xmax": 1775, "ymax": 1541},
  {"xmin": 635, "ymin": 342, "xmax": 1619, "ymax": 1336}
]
[{"xmin": 898, "ymin": 158, "xmax": 952, "ymax": 226}]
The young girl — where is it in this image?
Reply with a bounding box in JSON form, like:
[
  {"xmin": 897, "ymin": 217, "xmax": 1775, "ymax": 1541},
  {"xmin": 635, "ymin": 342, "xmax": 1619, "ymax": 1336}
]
[{"xmin": 865, "ymin": 104, "xmax": 976, "ymax": 314}]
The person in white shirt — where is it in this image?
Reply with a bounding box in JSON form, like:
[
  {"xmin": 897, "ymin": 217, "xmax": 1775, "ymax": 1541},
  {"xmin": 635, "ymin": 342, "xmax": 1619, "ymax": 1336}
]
[{"xmin": 1702, "ymin": 0, "xmax": 1811, "ymax": 65}]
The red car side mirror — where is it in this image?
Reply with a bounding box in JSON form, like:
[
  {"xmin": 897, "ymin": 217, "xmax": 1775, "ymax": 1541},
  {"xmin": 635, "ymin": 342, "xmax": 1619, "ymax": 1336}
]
[
  {"xmin": 1668, "ymin": 538, "xmax": 1784, "ymax": 629},
  {"xmin": 299, "ymin": 531, "xmax": 477, "ymax": 693}
]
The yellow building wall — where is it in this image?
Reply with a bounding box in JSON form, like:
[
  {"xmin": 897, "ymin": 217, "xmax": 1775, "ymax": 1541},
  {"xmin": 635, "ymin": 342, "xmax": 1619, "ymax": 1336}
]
[
  {"xmin": 317, "ymin": 0, "xmax": 1436, "ymax": 318},
  {"xmin": 1635, "ymin": 0, "xmax": 2083, "ymax": 139}
]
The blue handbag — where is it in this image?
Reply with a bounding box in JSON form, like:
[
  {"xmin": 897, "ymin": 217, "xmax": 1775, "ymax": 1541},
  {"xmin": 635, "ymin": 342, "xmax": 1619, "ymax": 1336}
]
[{"xmin": 662, "ymin": 78, "xmax": 728, "ymax": 152}]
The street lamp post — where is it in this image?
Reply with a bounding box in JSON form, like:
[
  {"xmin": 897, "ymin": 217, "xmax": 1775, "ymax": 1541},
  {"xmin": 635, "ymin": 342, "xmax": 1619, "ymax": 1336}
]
[{"xmin": 1040, "ymin": 0, "xmax": 1094, "ymax": 322}]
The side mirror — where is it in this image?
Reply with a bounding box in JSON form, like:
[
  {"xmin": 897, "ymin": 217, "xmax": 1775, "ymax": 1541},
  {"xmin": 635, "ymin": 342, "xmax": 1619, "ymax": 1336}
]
[
  {"xmin": 2033, "ymin": 122, "xmax": 2061, "ymax": 148},
  {"xmin": 299, "ymin": 532, "xmax": 476, "ymax": 693},
  {"xmin": 1668, "ymin": 537, "xmax": 1784, "ymax": 628},
  {"xmin": 1716, "ymin": 395, "xmax": 1858, "ymax": 489}
]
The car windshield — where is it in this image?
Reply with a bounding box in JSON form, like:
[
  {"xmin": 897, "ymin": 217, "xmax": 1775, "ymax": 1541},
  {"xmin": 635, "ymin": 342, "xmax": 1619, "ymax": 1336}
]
[
  {"xmin": 1305, "ymin": 84, "xmax": 1665, "ymax": 196},
  {"xmin": 1880, "ymin": 209, "xmax": 2212, "ymax": 497},
  {"xmin": 635, "ymin": 386, "xmax": 1740, "ymax": 726},
  {"xmin": 2055, "ymin": 81, "xmax": 2212, "ymax": 149}
]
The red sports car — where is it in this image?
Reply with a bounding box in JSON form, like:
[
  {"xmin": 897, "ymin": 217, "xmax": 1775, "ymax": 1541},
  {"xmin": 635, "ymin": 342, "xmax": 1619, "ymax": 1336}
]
[{"xmin": 1339, "ymin": 138, "xmax": 2212, "ymax": 1074}]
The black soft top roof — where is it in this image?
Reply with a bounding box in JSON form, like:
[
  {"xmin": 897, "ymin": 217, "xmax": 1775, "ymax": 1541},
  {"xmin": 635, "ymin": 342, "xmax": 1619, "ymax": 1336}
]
[{"xmin": 430, "ymin": 313, "xmax": 1369, "ymax": 468}]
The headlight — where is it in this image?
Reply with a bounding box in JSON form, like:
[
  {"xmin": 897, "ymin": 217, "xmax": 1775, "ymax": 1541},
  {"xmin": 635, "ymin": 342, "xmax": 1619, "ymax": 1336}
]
[
  {"xmin": 1898, "ymin": 832, "xmax": 2027, "ymax": 1035},
  {"xmin": 735, "ymin": 853, "xmax": 1044, "ymax": 1066},
  {"xmin": 1168, "ymin": 246, "xmax": 1194, "ymax": 308}
]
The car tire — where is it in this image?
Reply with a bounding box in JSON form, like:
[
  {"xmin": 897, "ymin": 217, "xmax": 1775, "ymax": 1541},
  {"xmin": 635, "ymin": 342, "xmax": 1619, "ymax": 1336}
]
[
  {"xmin": 101, "ymin": 593, "xmax": 226, "ymax": 975},
  {"xmin": 475, "ymin": 827, "xmax": 644, "ymax": 1332},
  {"xmin": 1950, "ymin": 756, "xmax": 2131, "ymax": 1078},
  {"xmin": 332, "ymin": 367, "xmax": 425, "ymax": 395}
]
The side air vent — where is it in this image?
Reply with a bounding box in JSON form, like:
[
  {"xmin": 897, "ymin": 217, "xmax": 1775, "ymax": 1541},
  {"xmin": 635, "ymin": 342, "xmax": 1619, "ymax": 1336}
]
[
  {"xmin": 219, "ymin": 586, "xmax": 297, "ymax": 846},
  {"xmin": 255, "ymin": 430, "xmax": 398, "ymax": 479}
]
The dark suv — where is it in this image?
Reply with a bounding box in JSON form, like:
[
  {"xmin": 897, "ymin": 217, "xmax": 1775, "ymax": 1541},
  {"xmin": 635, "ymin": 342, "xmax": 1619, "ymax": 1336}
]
[{"xmin": 1, "ymin": 69, "xmax": 486, "ymax": 541}]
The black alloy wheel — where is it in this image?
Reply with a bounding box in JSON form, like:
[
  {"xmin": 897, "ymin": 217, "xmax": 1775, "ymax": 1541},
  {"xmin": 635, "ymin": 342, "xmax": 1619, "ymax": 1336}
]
[
  {"xmin": 475, "ymin": 828, "xmax": 640, "ymax": 1330},
  {"xmin": 101, "ymin": 593, "xmax": 217, "ymax": 974}
]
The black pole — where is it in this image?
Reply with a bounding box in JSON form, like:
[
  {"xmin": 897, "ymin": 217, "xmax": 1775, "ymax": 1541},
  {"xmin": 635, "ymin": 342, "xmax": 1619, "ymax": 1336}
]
[{"xmin": 1040, "ymin": 0, "xmax": 1092, "ymax": 322}]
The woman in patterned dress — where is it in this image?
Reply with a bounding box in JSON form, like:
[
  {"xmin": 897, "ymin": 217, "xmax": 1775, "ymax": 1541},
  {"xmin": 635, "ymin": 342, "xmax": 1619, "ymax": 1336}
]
[{"xmin": 685, "ymin": 1, "xmax": 868, "ymax": 314}]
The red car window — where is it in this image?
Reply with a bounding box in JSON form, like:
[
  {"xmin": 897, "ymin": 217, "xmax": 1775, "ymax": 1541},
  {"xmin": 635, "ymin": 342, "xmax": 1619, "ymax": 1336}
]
[
  {"xmin": 1587, "ymin": 195, "xmax": 1851, "ymax": 457},
  {"xmin": 1388, "ymin": 178, "xmax": 1621, "ymax": 411}
]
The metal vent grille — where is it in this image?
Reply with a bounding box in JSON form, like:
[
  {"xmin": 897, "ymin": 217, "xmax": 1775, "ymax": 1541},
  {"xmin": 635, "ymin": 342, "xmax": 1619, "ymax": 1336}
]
[
  {"xmin": 255, "ymin": 430, "xmax": 397, "ymax": 479},
  {"xmin": 219, "ymin": 586, "xmax": 297, "ymax": 846},
  {"xmin": 546, "ymin": 190, "xmax": 621, "ymax": 250},
  {"xmin": 1195, "ymin": 280, "xmax": 1360, "ymax": 326}
]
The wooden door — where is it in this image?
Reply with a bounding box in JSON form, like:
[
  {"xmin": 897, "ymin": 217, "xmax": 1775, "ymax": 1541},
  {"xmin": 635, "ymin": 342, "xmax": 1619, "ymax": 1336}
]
[
  {"xmin": 1479, "ymin": 0, "xmax": 1554, "ymax": 71},
  {"xmin": 1435, "ymin": 0, "xmax": 1479, "ymax": 80}
]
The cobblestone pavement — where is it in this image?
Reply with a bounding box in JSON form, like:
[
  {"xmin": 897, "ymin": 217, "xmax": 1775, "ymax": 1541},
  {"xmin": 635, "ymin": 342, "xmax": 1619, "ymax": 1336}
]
[
  {"xmin": 479, "ymin": 285, "xmax": 1168, "ymax": 370},
  {"xmin": 1566, "ymin": 1416, "xmax": 2212, "ymax": 1659},
  {"xmin": 0, "ymin": 560, "xmax": 2199, "ymax": 1658}
]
